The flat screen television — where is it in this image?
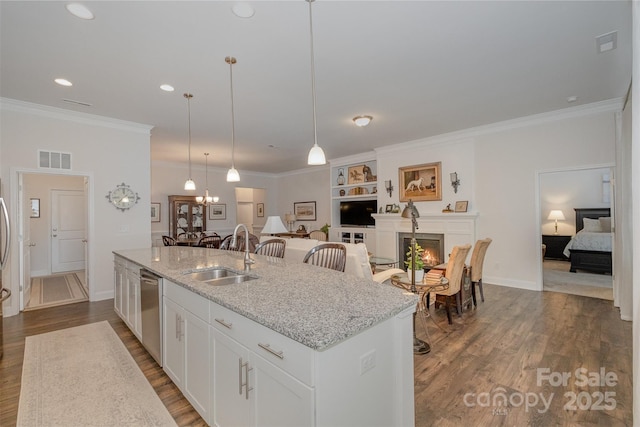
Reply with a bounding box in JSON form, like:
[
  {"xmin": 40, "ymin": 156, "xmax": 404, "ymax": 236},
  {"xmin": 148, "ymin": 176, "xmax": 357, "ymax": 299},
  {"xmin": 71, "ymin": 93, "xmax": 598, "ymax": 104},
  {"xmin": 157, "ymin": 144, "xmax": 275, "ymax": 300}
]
[{"xmin": 339, "ymin": 200, "xmax": 377, "ymax": 227}]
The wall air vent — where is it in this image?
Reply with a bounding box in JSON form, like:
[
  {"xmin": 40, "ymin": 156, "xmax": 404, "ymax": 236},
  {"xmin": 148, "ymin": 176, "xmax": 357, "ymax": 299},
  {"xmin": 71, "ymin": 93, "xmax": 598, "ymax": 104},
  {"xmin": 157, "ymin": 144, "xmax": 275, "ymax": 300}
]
[{"xmin": 38, "ymin": 150, "xmax": 72, "ymax": 170}]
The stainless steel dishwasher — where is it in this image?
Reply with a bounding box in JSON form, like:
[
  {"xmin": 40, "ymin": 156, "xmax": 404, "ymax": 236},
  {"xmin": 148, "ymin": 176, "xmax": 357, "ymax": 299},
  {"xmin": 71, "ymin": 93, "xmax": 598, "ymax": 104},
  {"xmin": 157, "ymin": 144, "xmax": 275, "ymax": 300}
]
[{"xmin": 140, "ymin": 269, "xmax": 163, "ymax": 366}]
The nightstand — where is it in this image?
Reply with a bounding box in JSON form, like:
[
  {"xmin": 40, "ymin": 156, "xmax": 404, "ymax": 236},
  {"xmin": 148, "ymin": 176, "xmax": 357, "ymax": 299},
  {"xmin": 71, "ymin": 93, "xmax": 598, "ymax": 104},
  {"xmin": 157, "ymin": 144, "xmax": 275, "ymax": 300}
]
[{"xmin": 542, "ymin": 235, "xmax": 571, "ymax": 260}]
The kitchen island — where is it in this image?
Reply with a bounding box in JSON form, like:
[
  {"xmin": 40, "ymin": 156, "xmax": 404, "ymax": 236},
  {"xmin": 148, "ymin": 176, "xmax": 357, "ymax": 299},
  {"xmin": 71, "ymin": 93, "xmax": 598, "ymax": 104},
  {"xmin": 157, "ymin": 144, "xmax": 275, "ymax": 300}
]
[{"xmin": 114, "ymin": 246, "xmax": 418, "ymax": 427}]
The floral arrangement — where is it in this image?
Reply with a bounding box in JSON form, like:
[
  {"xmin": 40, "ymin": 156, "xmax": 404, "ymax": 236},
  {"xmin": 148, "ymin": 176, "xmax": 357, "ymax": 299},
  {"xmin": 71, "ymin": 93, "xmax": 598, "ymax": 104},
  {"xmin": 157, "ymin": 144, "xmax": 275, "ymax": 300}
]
[{"xmin": 404, "ymin": 242, "xmax": 425, "ymax": 271}]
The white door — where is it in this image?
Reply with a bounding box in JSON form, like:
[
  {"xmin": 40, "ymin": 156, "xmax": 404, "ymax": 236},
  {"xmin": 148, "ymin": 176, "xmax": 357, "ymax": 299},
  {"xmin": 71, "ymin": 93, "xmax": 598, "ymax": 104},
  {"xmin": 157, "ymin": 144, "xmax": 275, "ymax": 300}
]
[
  {"xmin": 237, "ymin": 202, "xmax": 253, "ymax": 233},
  {"xmin": 18, "ymin": 173, "xmax": 31, "ymax": 310},
  {"xmin": 51, "ymin": 190, "xmax": 86, "ymax": 273}
]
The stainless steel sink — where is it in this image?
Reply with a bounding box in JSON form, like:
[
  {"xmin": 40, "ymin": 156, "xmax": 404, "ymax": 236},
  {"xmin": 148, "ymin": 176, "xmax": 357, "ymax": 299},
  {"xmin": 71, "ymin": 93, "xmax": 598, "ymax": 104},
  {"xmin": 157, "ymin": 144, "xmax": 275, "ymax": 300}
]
[{"xmin": 184, "ymin": 267, "xmax": 257, "ymax": 286}]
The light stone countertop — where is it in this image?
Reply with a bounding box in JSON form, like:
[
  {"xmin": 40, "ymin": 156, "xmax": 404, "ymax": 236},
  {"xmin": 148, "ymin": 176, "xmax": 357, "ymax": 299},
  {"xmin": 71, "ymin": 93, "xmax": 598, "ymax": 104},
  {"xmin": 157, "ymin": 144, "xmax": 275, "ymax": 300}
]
[{"xmin": 114, "ymin": 246, "xmax": 418, "ymax": 351}]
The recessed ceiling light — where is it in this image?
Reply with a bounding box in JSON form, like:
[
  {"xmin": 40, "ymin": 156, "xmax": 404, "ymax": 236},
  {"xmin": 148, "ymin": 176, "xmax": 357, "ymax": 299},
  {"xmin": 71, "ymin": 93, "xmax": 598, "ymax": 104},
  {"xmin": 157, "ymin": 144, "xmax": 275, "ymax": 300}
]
[
  {"xmin": 65, "ymin": 3, "xmax": 95, "ymax": 20},
  {"xmin": 353, "ymin": 115, "xmax": 373, "ymax": 127},
  {"xmin": 231, "ymin": 2, "xmax": 255, "ymax": 18},
  {"xmin": 54, "ymin": 78, "xmax": 73, "ymax": 87},
  {"xmin": 160, "ymin": 84, "xmax": 175, "ymax": 92},
  {"xmin": 567, "ymin": 96, "xmax": 578, "ymax": 103}
]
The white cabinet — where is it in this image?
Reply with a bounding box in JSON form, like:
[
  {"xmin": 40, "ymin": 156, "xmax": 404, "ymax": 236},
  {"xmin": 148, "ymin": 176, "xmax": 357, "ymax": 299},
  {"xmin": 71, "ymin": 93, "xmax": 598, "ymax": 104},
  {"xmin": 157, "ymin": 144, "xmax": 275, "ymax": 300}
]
[
  {"xmin": 210, "ymin": 302, "xmax": 314, "ymax": 427},
  {"xmin": 113, "ymin": 255, "xmax": 140, "ymax": 339},
  {"xmin": 163, "ymin": 280, "xmax": 211, "ymax": 422}
]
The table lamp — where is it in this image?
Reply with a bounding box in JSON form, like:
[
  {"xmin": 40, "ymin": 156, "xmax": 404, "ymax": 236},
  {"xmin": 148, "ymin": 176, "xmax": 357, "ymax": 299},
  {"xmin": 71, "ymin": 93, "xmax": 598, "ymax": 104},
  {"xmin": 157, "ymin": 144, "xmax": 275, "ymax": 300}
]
[
  {"xmin": 285, "ymin": 213, "xmax": 296, "ymax": 232},
  {"xmin": 547, "ymin": 210, "xmax": 565, "ymax": 234},
  {"xmin": 261, "ymin": 216, "xmax": 288, "ymax": 235}
]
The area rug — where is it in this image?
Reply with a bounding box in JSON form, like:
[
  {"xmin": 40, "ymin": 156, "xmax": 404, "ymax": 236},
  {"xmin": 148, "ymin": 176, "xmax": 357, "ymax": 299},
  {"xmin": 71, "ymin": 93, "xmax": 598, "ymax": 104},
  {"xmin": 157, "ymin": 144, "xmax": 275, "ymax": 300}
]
[
  {"xmin": 17, "ymin": 321, "xmax": 177, "ymax": 426},
  {"xmin": 25, "ymin": 272, "xmax": 88, "ymax": 311},
  {"xmin": 543, "ymin": 268, "xmax": 613, "ymax": 300}
]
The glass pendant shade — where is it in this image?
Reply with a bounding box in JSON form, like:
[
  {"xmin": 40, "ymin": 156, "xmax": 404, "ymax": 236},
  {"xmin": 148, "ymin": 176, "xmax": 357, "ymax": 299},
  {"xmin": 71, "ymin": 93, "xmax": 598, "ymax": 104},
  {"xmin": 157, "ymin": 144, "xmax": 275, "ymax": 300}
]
[
  {"xmin": 184, "ymin": 179, "xmax": 196, "ymax": 191},
  {"xmin": 227, "ymin": 167, "xmax": 240, "ymax": 182},
  {"xmin": 307, "ymin": 143, "xmax": 326, "ymax": 165}
]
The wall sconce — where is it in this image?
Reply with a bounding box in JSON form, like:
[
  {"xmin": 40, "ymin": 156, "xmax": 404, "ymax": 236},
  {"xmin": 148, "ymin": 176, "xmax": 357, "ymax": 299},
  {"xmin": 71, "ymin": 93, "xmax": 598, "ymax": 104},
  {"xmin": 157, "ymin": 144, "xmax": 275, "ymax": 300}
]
[
  {"xmin": 385, "ymin": 180, "xmax": 393, "ymax": 197},
  {"xmin": 450, "ymin": 172, "xmax": 460, "ymax": 193}
]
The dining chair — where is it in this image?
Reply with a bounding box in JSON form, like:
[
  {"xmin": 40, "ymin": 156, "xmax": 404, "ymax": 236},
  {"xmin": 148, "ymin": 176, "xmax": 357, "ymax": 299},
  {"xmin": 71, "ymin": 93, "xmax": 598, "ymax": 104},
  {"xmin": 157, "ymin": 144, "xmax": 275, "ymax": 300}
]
[
  {"xmin": 469, "ymin": 238, "xmax": 492, "ymax": 306},
  {"xmin": 431, "ymin": 244, "xmax": 472, "ymax": 324},
  {"xmin": 198, "ymin": 234, "xmax": 222, "ymax": 249},
  {"xmin": 220, "ymin": 233, "xmax": 260, "ymax": 252},
  {"xmin": 254, "ymin": 239, "xmax": 287, "ymax": 258},
  {"xmin": 303, "ymin": 243, "xmax": 347, "ymax": 272},
  {"xmin": 162, "ymin": 235, "xmax": 177, "ymax": 246},
  {"xmin": 308, "ymin": 230, "xmax": 328, "ymax": 241}
]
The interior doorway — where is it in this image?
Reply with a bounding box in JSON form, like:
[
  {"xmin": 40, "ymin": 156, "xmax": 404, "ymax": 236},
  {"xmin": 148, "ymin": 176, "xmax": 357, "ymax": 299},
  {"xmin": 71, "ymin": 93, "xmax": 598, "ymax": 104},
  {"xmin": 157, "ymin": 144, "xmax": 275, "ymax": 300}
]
[
  {"xmin": 537, "ymin": 165, "xmax": 614, "ymax": 300},
  {"xmin": 19, "ymin": 172, "xmax": 88, "ymax": 311},
  {"xmin": 235, "ymin": 187, "xmax": 266, "ymax": 235}
]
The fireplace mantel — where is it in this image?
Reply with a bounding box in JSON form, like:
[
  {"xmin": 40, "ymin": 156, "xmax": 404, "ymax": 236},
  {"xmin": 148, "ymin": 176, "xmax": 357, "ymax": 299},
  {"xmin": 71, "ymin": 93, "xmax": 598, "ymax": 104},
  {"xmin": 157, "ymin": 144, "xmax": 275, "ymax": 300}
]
[{"xmin": 372, "ymin": 213, "xmax": 478, "ymax": 262}]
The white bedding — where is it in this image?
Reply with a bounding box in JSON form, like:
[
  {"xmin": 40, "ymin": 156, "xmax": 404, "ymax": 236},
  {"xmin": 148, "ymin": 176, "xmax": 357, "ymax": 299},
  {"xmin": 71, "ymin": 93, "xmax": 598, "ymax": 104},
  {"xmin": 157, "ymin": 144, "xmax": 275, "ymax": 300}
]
[{"xmin": 563, "ymin": 230, "xmax": 612, "ymax": 257}]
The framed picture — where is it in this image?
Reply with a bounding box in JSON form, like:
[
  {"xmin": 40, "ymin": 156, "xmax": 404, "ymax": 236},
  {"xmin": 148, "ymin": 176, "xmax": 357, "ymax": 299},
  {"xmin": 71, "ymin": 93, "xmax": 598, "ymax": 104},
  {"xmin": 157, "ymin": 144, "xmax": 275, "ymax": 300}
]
[
  {"xmin": 385, "ymin": 204, "xmax": 393, "ymax": 213},
  {"xmin": 257, "ymin": 203, "xmax": 264, "ymax": 217},
  {"xmin": 294, "ymin": 201, "xmax": 316, "ymax": 221},
  {"xmin": 30, "ymin": 198, "xmax": 40, "ymax": 218},
  {"xmin": 150, "ymin": 202, "xmax": 161, "ymax": 222},
  {"xmin": 347, "ymin": 165, "xmax": 365, "ymax": 184},
  {"xmin": 455, "ymin": 200, "xmax": 469, "ymax": 213},
  {"xmin": 398, "ymin": 161, "xmax": 442, "ymax": 202},
  {"xmin": 209, "ymin": 203, "xmax": 226, "ymax": 220}
]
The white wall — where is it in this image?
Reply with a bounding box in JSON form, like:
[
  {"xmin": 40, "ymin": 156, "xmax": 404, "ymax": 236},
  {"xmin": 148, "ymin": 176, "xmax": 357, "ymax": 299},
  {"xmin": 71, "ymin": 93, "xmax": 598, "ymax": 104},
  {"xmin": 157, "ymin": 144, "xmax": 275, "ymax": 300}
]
[
  {"xmin": 23, "ymin": 174, "xmax": 85, "ymax": 276},
  {"xmin": 276, "ymin": 167, "xmax": 331, "ymax": 232},
  {"xmin": 1, "ymin": 99, "xmax": 151, "ymax": 316},
  {"xmin": 539, "ymin": 167, "xmax": 612, "ymax": 236}
]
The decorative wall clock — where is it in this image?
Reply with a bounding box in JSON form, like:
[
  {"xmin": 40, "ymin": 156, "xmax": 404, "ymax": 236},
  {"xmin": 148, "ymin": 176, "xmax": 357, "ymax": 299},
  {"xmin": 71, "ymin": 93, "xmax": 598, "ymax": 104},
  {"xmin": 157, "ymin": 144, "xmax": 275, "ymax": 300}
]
[{"xmin": 106, "ymin": 182, "xmax": 140, "ymax": 212}]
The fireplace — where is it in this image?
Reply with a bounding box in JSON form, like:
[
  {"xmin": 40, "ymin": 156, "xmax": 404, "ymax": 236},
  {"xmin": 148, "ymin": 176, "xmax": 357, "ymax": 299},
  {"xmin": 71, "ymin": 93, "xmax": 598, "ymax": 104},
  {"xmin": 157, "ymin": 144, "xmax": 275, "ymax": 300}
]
[{"xmin": 397, "ymin": 232, "xmax": 445, "ymax": 271}]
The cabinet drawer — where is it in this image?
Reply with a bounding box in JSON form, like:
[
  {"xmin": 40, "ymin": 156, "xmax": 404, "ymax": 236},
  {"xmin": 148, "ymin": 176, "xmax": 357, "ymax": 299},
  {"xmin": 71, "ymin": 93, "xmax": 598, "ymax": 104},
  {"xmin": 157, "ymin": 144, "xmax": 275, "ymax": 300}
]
[
  {"xmin": 164, "ymin": 280, "xmax": 209, "ymax": 321},
  {"xmin": 210, "ymin": 302, "xmax": 315, "ymax": 386}
]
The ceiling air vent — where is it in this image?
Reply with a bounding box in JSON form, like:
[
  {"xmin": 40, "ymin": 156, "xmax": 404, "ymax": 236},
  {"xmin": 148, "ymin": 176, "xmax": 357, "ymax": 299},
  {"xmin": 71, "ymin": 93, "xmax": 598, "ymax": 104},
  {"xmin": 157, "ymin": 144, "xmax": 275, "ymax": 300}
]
[{"xmin": 38, "ymin": 150, "xmax": 72, "ymax": 170}]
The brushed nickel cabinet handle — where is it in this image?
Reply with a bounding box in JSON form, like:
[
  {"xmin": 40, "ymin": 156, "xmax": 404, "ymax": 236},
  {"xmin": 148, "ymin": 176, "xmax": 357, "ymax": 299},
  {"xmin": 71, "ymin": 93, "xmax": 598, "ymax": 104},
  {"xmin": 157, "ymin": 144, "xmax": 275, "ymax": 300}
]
[
  {"xmin": 258, "ymin": 343, "xmax": 284, "ymax": 360},
  {"xmin": 214, "ymin": 318, "xmax": 233, "ymax": 329}
]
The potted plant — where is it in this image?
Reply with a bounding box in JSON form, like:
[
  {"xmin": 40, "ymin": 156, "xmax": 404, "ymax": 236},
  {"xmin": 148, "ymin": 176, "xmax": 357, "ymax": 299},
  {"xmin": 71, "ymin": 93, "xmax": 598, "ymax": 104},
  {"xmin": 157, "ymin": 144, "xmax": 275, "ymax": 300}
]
[
  {"xmin": 405, "ymin": 242, "xmax": 425, "ymax": 282},
  {"xmin": 320, "ymin": 223, "xmax": 330, "ymax": 237}
]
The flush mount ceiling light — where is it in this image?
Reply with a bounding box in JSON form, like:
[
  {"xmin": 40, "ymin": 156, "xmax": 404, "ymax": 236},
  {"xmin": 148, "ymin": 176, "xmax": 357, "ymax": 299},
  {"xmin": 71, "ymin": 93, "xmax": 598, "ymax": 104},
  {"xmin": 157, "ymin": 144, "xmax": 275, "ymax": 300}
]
[
  {"xmin": 65, "ymin": 3, "xmax": 94, "ymax": 20},
  {"xmin": 160, "ymin": 84, "xmax": 174, "ymax": 92},
  {"xmin": 231, "ymin": 2, "xmax": 255, "ymax": 18},
  {"xmin": 54, "ymin": 78, "xmax": 73, "ymax": 87},
  {"xmin": 183, "ymin": 93, "xmax": 196, "ymax": 191},
  {"xmin": 352, "ymin": 115, "xmax": 373, "ymax": 127},
  {"xmin": 306, "ymin": 0, "xmax": 326, "ymax": 166},
  {"xmin": 225, "ymin": 56, "xmax": 240, "ymax": 182}
]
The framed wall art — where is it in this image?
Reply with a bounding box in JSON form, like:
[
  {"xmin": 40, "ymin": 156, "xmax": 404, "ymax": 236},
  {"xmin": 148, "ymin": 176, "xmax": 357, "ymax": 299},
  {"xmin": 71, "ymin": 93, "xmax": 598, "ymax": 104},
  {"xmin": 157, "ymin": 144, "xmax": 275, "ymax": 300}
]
[
  {"xmin": 30, "ymin": 198, "xmax": 40, "ymax": 218},
  {"xmin": 398, "ymin": 161, "xmax": 442, "ymax": 202},
  {"xmin": 209, "ymin": 203, "xmax": 226, "ymax": 220},
  {"xmin": 257, "ymin": 203, "xmax": 264, "ymax": 217},
  {"xmin": 455, "ymin": 201, "xmax": 469, "ymax": 213},
  {"xmin": 293, "ymin": 201, "xmax": 316, "ymax": 221},
  {"xmin": 150, "ymin": 202, "xmax": 161, "ymax": 222},
  {"xmin": 347, "ymin": 165, "xmax": 365, "ymax": 184}
]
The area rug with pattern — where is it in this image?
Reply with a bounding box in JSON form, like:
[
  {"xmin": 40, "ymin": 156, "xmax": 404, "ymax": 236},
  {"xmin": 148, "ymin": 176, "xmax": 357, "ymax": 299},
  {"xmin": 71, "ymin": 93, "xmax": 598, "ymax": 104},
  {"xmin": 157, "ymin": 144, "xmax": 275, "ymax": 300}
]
[
  {"xmin": 17, "ymin": 321, "xmax": 177, "ymax": 427},
  {"xmin": 25, "ymin": 272, "xmax": 88, "ymax": 311}
]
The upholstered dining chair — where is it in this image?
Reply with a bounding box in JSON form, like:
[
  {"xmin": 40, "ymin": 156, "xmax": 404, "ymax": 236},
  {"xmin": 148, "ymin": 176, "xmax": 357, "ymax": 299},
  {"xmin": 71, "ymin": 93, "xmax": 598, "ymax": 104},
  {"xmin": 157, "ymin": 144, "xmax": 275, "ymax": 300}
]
[
  {"xmin": 431, "ymin": 244, "xmax": 472, "ymax": 324},
  {"xmin": 308, "ymin": 230, "xmax": 328, "ymax": 241},
  {"xmin": 162, "ymin": 235, "xmax": 177, "ymax": 246},
  {"xmin": 303, "ymin": 243, "xmax": 347, "ymax": 272},
  {"xmin": 469, "ymin": 238, "xmax": 492, "ymax": 306},
  {"xmin": 198, "ymin": 234, "xmax": 222, "ymax": 249},
  {"xmin": 254, "ymin": 239, "xmax": 287, "ymax": 258}
]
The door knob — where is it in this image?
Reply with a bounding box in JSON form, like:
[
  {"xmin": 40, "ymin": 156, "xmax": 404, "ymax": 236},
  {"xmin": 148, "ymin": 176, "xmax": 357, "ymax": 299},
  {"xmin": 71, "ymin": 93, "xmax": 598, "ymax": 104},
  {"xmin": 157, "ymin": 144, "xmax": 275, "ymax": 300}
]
[{"xmin": 28, "ymin": 242, "xmax": 36, "ymax": 247}]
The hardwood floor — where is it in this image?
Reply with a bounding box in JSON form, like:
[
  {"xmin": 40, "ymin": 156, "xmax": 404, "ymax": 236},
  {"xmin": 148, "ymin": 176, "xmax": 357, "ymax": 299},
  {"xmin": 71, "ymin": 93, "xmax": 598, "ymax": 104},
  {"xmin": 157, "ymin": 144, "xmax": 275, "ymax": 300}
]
[{"xmin": 0, "ymin": 284, "xmax": 632, "ymax": 426}]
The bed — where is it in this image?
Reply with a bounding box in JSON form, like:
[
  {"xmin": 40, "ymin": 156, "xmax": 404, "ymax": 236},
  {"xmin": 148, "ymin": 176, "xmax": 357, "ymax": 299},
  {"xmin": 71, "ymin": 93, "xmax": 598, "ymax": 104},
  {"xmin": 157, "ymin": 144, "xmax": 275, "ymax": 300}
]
[{"xmin": 562, "ymin": 208, "xmax": 612, "ymax": 274}]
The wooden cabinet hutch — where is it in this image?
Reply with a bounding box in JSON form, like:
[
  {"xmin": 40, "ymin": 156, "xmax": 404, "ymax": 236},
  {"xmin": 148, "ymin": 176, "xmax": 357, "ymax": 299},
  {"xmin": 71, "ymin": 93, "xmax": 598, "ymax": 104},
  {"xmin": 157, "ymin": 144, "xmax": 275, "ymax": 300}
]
[{"xmin": 168, "ymin": 195, "xmax": 206, "ymax": 238}]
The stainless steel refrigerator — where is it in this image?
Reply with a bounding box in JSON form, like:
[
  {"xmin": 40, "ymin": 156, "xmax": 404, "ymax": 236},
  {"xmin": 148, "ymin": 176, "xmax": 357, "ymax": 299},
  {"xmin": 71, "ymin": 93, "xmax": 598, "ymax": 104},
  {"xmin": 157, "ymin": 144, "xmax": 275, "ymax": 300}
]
[{"xmin": 0, "ymin": 194, "xmax": 12, "ymax": 358}]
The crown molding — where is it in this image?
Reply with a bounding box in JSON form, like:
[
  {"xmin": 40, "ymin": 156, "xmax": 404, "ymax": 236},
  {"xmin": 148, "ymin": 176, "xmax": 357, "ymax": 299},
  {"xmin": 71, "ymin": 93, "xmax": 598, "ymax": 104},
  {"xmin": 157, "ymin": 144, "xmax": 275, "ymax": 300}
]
[
  {"xmin": 376, "ymin": 98, "xmax": 624, "ymax": 155},
  {"xmin": 0, "ymin": 97, "xmax": 153, "ymax": 134}
]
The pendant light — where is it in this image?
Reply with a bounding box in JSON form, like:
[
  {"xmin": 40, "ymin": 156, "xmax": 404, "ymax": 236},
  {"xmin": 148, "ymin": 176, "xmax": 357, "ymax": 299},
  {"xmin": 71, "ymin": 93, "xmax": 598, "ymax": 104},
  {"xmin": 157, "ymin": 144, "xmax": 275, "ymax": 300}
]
[
  {"xmin": 196, "ymin": 153, "xmax": 214, "ymax": 205},
  {"xmin": 226, "ymin": 56, "xmax": 240, "ymax": 182},
  {"xmin": 306, "ymin": 0, "xmax": 326, "ymax": 165},
  {"xmin": 183, "ymin": 93, "xmax": 196, "ymax": 191}
]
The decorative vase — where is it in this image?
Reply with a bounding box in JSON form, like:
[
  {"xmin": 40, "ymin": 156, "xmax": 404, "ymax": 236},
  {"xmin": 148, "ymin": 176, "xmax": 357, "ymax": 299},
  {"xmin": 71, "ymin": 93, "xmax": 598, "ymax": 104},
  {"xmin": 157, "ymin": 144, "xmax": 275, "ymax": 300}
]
[
  {"xmin": 337, "ymin": 168, "xmax": 345, "ymax": 185},
  {"xmin": 409, "ymin": 269, "xmax": 424, "ymax": 283},
  {"xmin": 339, "ymin": 189, "xmax": 345, "ymax": 196}
]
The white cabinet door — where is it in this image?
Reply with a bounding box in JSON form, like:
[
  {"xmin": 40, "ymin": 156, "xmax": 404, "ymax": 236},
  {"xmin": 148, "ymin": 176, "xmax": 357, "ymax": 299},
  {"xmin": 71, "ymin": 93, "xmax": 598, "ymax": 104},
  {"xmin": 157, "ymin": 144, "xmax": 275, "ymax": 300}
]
[
  {"xmin": 212, "ymin": 328, "xmax": 251, "ymax": 427},
  {"xmin": 126, "ymin": 268, "xmax": 141, "ymax": 339},
  {"xmin": 163, "ymin": 297, "xmax": 184, "ymax": 389},
  {"xmin": 183, "ymin": 310, "xmax": 211, "ymax": 422},
  {"xmin": 113, "ymin": 260, "xmax": 125, "ymax": 317},
  {"xmin": 252, "ymin": 354, "xmax": 314, "ymax": 427}
]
